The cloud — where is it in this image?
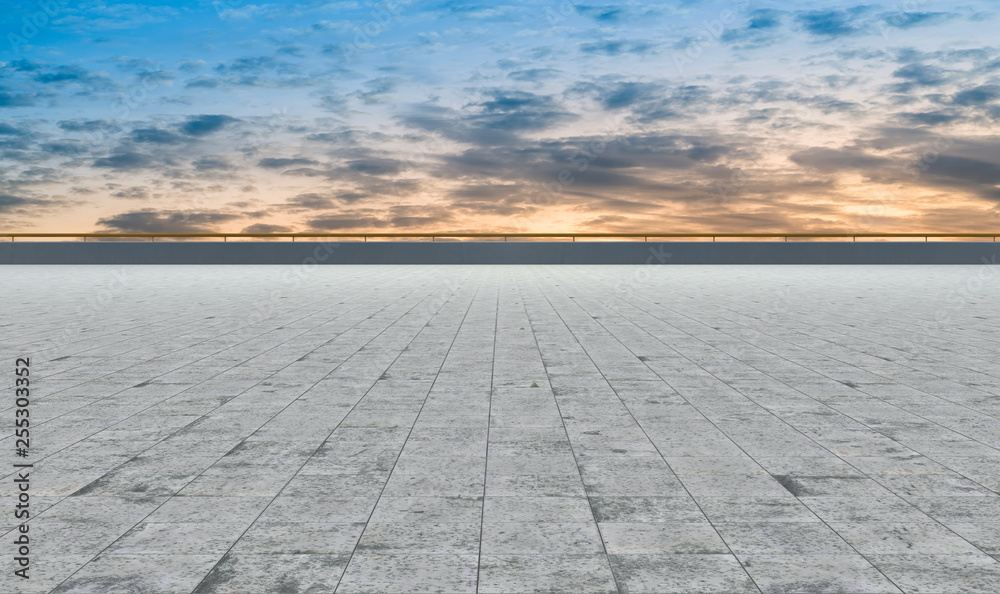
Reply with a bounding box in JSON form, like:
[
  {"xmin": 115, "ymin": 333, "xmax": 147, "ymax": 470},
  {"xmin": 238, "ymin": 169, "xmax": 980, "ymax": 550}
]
[
  {"xmin": 242, "ymin": 223, "xmax": 293, "ymax": 233},
  {"xmin": 399, "ymin": 91, "xmax": 578, "ymax": 146},
  {"xmin": 347, "ymin": 158, "xmax": 401, "ymax": 176},
  {"xmin": 59, "ymin": 119, "xmax": 118, "ymax": 132},
  {"xmin": 507, "ymin": 69, "xmax": 560, "ymax": 82},
  {"xmin": 0, "ymin": 123, "xmax": 27, "ymax": 136},
  {"xmin": 180, "ymin": 115, "xmax": 239, "ymax": 136},
  {"xmin": 96, "ymin": 210, "xmax": 243, "ymax": 233},
  {"xmin": 284, "ymin": 192, "xmax": 340, "ymax": 211},
  {"xmin": 93, "ymin": 152, "xmax": 156, "ymax": 170},
  {"xmin": 258, "ymin": 157, "xmax": 320, "ymax": 168},
  {"xmin": 952, "ymin": 85, "xmax": 1000, "ymax": 106},
  {"xmin": 796, "ymin": 8, "xmax": 870, "ymax": 38},
  {"xmin": 898, "ymin": 111, "xmax": 961, "ymax": 126},
  {"xmin": 789, "ymin": 147, "xmax": 892, "ymax": 173},
  {"xmin": 574, "ymin": 5, "xmax": 628, "ymax": 22},
  {"xmin": 579, "ymin": 39, "xmax": 658, "ymax": 56},
  {"xmin": 721, "ymin": 9, "xmax": 785, "ymax": 47},
  {"xmin": 0, "ymin": 193, "xmax": 35, "ymax": 212},
  {"xmin": 0, "ymin": 93, "xmax": 36, "ymax": 107},
  {"xmin": 192, "ymin": 157, "xmax": 233, "ymax": 171},
  {"xmin": 111, "ymin": 186, "xmax": 149, "ymax": 199},
  {"xmin": 307, "ymin": 214, "xmax": 389, "ymax": 230},
  {"xmin": 881, "ymin": 11, "xmax": 957, "ymax": 30},
  {"xmin": 132, "ymin": 128, "xmax": 186, "ymax": 144}
]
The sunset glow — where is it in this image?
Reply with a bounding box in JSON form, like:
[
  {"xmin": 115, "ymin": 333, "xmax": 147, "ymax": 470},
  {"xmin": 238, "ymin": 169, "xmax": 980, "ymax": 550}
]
[{"xmin": 2, "ymin": 1, "xmax": 999, "ymax": 234}]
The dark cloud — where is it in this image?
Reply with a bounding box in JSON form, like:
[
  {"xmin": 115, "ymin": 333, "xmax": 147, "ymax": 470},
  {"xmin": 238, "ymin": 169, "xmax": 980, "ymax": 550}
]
[
  {"xmin": 132, "ymin": 128, "xmax": 186, "ymax": 144},
  {"xmin": 285, "ymin": 192, "xmax": 339, "ymax": 210},
  {"xmin": 579, "ymin": 39, "xmax": 658, "ymax": 56},
  {"xmin": 0, "ymin": 123, "xmax": 27, "ymax": 136},
  {"xmin": 41, "ymin": 141, "xmax": 88, "ymax": 155},
  {"xmin": 796, "ymin": 8, "xmax": 870, "ymax": 38},
  {"xmin": 180, "ymin": 115, "xmax": 239, "ymax": 136},
  {"xmin": 347, "ymin": 158, "xmax": 401, "ymax": 176},
  {"xmin": 574, "ymin": 5, "xmax": 627, "ymax": 22},
  {"xmin": 58, "ymin": 119, "xmax": 118, "ymax": 132},
  {"xmin": 399, "ymin": 91, "xmax": 578, "ymax": 146},
  {"xmin": 722, "ymin": 9, "xmax": 785, "ymax": 47},
  {"xmin": 898, "ymin": 111, "xmax": 961, "ymax": 126},
  {"xmin": 93, "ymin": 152, "xmax": 156, "ymax": 170},
  {"xmin": 258, "ymin": 157, "xmax": 320, "ymax": 168},
  {"xmin": 952, "ymin": 85, "xmax": 1000, "ymax": 106},
  {"xmin": 111, "ymin": 186, "xmax": 149, "ymax": 200},
  {"xmin": 96, "ymin": 210, "xmax": 242, "ymax": 233},
  {"xmin": 924, "ymin": 155, "xmax": 1000, "ymax": 186},
  {"xmin": 0, "ymin": 93, "xmax": 36, "ymax": 107},
  {"xmin": 881, "ymin": 11, "xmax": 957, "ymax": 30},
  {"xmin": 192, "ymin": 157, "xmax": 233, "ymax": 171},
  {"xmin": 892, "ymin": 63, "xmax": 949, "ymax": 87},
  {"xmin": 242, "ymin": 223, "xmax": 293, "ymax": 233},
  {"xmin": 307, "ymin": 214, "xmax": 389, "ymax": 230},
  {"xmin": 34, "ymin": 66, "xmax": 89, "ymax": 84},
  {"xmin": 507, "ymin": 69, "xmax": 561, "ymax": 82},
  {"xmin": 789, "ymin": 147, "xmax": 892, "ymax": 173},
  {"xmin": 0, "ymin": 193, "xmax": 34, "ymax": 212}
]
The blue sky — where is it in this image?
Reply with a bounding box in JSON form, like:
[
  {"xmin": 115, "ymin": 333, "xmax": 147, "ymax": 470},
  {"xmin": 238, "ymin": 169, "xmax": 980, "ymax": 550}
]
[{"xmin": 1, "ymin": 0, "xmax": 999, "ymax": 233}]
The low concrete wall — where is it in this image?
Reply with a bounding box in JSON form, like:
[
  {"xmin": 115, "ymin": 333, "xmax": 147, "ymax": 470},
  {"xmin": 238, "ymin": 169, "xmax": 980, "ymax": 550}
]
[{"xmin": 1, "ymin": 241, "xmax": 998, "ymax": 264}]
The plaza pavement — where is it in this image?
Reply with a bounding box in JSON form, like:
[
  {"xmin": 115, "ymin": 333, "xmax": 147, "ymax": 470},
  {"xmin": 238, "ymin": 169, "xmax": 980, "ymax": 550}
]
[{"xmin": 1, "ymin": 265, "xmax": 999, "ymax": 593}]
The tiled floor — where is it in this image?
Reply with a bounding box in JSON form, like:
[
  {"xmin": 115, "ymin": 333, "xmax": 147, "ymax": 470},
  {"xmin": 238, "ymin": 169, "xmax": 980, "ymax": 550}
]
[{"xmin": 1, "ymin": 265, "xmax": 999, "ymax": 593}]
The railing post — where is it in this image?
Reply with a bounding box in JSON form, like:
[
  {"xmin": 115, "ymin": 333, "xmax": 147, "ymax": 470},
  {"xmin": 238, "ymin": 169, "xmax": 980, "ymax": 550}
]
[{"xmin": 151, "ymin": 236, "xmax": 155, "ymax": 242}]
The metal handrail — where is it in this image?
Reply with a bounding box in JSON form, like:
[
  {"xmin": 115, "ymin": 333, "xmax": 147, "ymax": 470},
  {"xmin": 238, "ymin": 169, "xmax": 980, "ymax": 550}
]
[{"xmin": 3, "ymin": 232, "xmax": 999, "ymax": 241}]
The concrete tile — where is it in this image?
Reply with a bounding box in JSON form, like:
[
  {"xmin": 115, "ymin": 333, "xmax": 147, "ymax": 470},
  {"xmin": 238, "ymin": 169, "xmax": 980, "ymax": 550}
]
[
  {"xmin": 259, "ymin": 495, "xmax": 377, "ymax": 523},
  {"xmin": 739, "ymin": 554, "xmax": 903, "ymax": 593},
  {"xmin": 804, "ymin": 496, "xmax": 937, "ymax": 523},
  {"xmin": 337, "ymin": 553, "xmax": 478, "ymax": 593},
  {"xmin": 831, "ymin": 522, "xmax": 983, "ymax": 555},
  {"xmin": 483, "ymin": 496, "xmax": 594, "ymax": 523},
  {"xmin": 944, "ymin": 523, "xmax": 1000, "ymax": 554},
  {"xmin": 486, "ymin": 474, "xmax": 587, "ymax": 497},
  {"xmin": 105, "ymin": 522, "xmax": 247, "ymax": 556},
  {"xmin": 193, "ymin": 553, "xmax": 350, "ymax": 593},
  {"xmin": 868, "ymin": 554, "xmax": 1000, "ymax": 594},
  {"xmin": 482, "ymin": 522, "xmax": 604, "ymax": 555},
  {"xmin": 51, "ymin": 554, "xmax": 220, "ymax": 594},
  {"xmin": 478, "ymin": 554, "xmax": 617, "ymax": 594},
  {"xmin": 608, "ymin": 554, "xmax": 758, "ymax": 593},
  {"xmin": 600, "ymin": 522, "xmax": 729, "ymax": 554},
  {"xmin": 716, "ymin": 522, "xmax": 856, "ymax": 556},
  {"xmin": 590, "ymin": 496, "xmax": 707, "ymax": 523},
  {"xmin": 698, "ymin": 497, "xmax": 820, "ymax": 523},
  {"xmin": 145, "ymin": 496, "xmax": 270, "ymax": 523},
  {"xmin": 232, "ymin": 521, "xmax": 364, "ymax": 554},
  {"xmin": 369, "ymin": 496, "xmax": 483, "ymax": 524},
  {"xmin": 357, "ymin": 522, "xmax": 481, "ymax": 554}
]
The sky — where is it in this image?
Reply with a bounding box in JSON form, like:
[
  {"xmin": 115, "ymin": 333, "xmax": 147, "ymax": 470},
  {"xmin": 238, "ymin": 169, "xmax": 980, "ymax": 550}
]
[{"xmin": 1, "ymin": 0, "xmax": 999, "ymax": 234}]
